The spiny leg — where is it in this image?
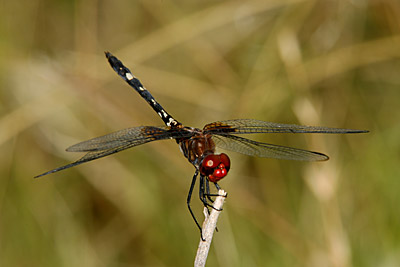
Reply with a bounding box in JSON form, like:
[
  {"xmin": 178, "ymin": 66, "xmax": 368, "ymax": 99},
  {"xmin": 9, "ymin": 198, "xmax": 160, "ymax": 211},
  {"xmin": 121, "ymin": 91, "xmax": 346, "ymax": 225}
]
[
  {"xmin": 214, "ymin": 182, "xmax": 228, "ymax": 200},
  {"xmin": 214, "ymin": 182, "xmax": 221, "ymax": 191},
  {"xmin": 207, "ymin": 182, "xmax": 226, "ymax": 211},
  {"xmin": 204, "ymin": 181, "xmax": 225, "ymax": 205},
  {"xmin": 205, "ymin": 179, "xmax": 215, "ymax": 203},
  {"xmin": 205, "ymin": 180, "xmax": 223, "ymax": 203},
  {"xmin": 199, "ymin": 176, "xmax": 223, "ymax": 213},
  {"xmin": 187, "ymin": 170, "xmax": 205, "ymax": 240},
  {"xmin": 199, "ymin": 175, "xmax": 220, "ymax": 233},
  {"xmin": 199, "ymin": 175, "xmax": 214, "ymax": 210}
]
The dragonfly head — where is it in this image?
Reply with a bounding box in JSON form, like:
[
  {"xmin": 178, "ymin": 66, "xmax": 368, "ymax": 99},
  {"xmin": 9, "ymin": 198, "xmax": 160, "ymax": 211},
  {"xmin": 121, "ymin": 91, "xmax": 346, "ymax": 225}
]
[{"xmin": 200, "ymin": 153, "xmax": 230, "ymax": 183}]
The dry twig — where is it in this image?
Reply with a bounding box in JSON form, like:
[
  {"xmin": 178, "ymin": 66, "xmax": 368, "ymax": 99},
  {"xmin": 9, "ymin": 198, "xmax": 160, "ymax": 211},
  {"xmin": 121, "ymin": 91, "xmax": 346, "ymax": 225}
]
[{"xmin": 194, "ymin": 189, "xmax": 227, "ymax": 267}]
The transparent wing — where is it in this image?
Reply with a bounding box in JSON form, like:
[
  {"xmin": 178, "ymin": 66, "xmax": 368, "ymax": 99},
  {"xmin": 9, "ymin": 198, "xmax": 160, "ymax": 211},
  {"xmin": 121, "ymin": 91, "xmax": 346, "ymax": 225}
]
[
  {"xmin": 35, "ymin": 126, "xmax": 191, "ymax": 178},
  {"xmin": 204, "ymin": 119, "xmax": 368, "ymax": 135},
  {"xmin": 212, "ymin": 134, "xmax": 329, "ymax": 161},
  {"xmin": 35, "ymin": 145, "xmax": 142, "ymax": 178},
  {"xmin": 67, "ymin": 126, "xmax": 174, "ymax": 152}
]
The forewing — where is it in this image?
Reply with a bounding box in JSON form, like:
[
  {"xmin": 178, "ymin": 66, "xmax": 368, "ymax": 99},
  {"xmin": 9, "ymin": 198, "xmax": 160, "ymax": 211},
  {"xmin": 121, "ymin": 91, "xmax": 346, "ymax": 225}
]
[
  {"xmin": 35, "ymin": 126, "xmax": 191, "ymax": 178},
  {"xmin": 212, "ymin": 134, "xmax": 328, "ymax": 161},
  {"xmin": 67, "ymin": 126, "xmax": 172, "ymax": 152},
  {"xmin": 204, "ymin": 119, "xmax": 368, "ymax": 134}
]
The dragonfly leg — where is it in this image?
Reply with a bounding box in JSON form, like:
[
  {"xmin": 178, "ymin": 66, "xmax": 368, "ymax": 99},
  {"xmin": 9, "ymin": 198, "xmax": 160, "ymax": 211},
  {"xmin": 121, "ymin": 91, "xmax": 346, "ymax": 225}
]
[
  {"xmin": 187, "ymin": 170, "xmax": 205, "ymax": 240},
  {"xmin": 199, "ymin": 175, "xmax": 222, "ymax": 232},
  {"xmin": 199, "ymin": 179, "xmax": 223, "ymax": 212},
  {"xmin": 213, "ymin": 182, "xmax": 228, "ymax": 198},
  {"xmin": 205, "ymin": 179, "xmax": 215, "ymax": 203},
  {"xmin": 214, "ymin": 182, "xmax": 221, "ymax": 191},
  {"xmin": 199, "ymin": 175, "xmax": 214, "ymax": 210}
]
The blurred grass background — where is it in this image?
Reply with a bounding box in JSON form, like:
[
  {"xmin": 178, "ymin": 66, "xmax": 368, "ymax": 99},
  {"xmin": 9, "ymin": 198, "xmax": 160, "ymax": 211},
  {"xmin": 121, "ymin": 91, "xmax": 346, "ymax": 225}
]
[{"xmin": 0, "ymin": 0, "xmax": 399, "ymax": 266}]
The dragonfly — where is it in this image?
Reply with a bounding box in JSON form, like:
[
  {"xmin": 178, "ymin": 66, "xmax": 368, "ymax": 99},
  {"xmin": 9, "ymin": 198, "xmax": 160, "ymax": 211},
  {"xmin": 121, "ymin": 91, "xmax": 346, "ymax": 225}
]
[{"xmin": 36, "ymin": 52, "xmax": 368, "ymax": 237}]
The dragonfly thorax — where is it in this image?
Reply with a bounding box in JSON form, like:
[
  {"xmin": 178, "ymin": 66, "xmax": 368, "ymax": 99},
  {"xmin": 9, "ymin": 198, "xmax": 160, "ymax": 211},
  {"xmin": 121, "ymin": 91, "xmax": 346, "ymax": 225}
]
[{"xmin": 178, "ymin": 131, "xmax": 216, "ymax": 167}]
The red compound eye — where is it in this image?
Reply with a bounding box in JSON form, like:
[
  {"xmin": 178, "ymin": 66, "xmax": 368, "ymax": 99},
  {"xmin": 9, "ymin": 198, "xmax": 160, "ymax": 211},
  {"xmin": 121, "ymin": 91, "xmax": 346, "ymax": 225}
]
[
  {"xmin": 204, "ymin": 156, "xmax": 219, "ymax": 169},
  {"xmin": 219, "ymin": 153, "xmax": 230, "ymax": 168},
  {"xmin": 200, "ymin": 153, "xmax": 231, "ymax": 183}
]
